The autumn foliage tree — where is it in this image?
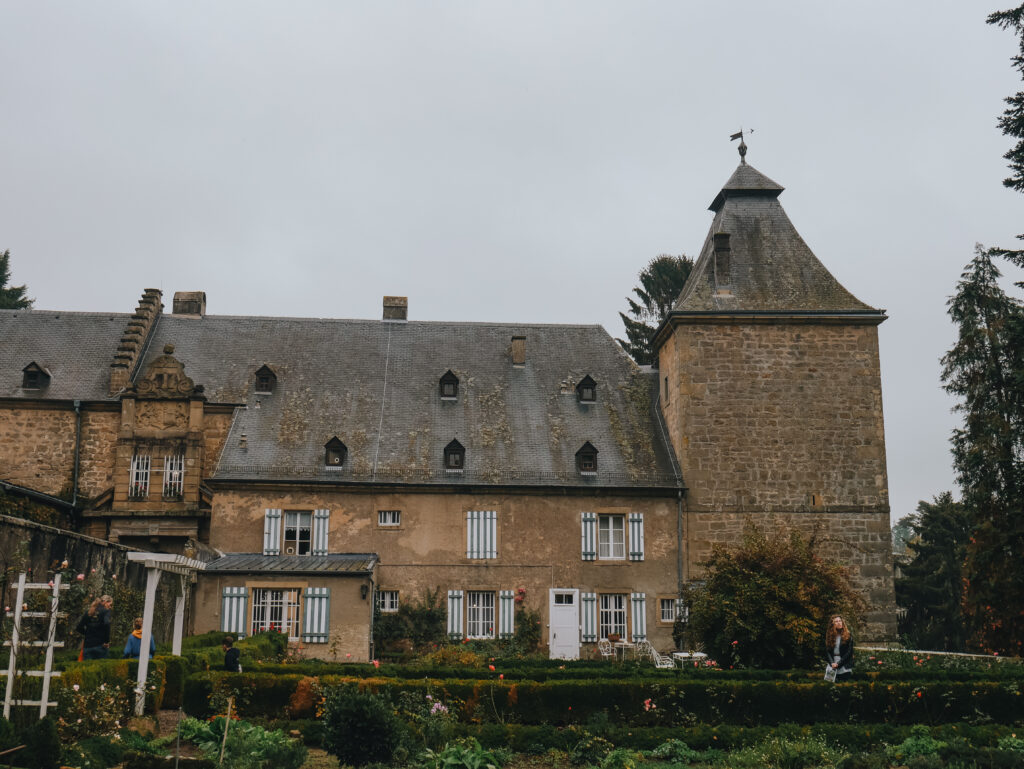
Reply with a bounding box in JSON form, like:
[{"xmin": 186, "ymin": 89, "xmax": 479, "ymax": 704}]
[{"xmin": 685, "ymin": 524, "xmax": 865, "ymax": 669}]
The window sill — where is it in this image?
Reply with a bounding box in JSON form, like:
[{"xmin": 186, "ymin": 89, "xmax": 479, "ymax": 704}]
[
  {"xmin": 444, "ymin": 469, "xmax": 464, "ymax": 474},
  {"xmin": 323, "ymin": 465, "xmax": 344, "ymax": 472}
]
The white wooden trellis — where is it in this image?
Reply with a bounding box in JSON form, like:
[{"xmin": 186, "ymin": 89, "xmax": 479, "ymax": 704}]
[{"xmin": 1, "ymin": 573, "xmax": 68, "ymax": 719}]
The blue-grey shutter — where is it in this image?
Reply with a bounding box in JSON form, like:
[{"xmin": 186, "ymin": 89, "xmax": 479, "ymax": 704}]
[
  {"xmin": 302, "ymin": 587, "xmax": 330, "ymax": 642},
  {"xmin": 630, "ymin": 592, "xmax": 647, "ymax": 642},
  {"xmin": 263, "ymin": 509, "xmax": 282, "ymax": 555},
  {"xmin": 221, "ymin": 587, "xmax": 248, "ymax": 637},
  {"xmin": 498, "ymin": 590, "xmax": 515, "ymax": 639},
  {"xmin": 312, "ymin": 509, "xmax": 330, "ymax": 556},
  {"xmin": 447, "ymin": 590, "xmax": 464, "ymax": 640},
  {"xmin": 466, "ymin": 510, "xmax": 497, "ymax": 559},
  {"xmin": 581, "ymin": 513, "xmax": 597, "ymax": 561},
  {"xmin": 628, "ymin": 513, "xmax": 645, "ymax": 561},
  {"xmin": 581, "ymin": 592, "xmax": 597, "ymax": 642}
]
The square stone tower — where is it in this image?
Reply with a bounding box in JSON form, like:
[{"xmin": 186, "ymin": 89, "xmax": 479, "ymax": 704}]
[{"xmin": 654, "ymin": 158, "xmax": 895, "ymax": 638}]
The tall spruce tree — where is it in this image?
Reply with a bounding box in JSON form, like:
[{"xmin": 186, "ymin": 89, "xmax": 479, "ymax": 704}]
[
  {"xmin": 940, "ymin": 247, "xmax": 1024, "ymax": 654},
  {"xmin": 895, "ymin": 493, "xmax": 971, "ymax": 652},
  {"xmin": 0, "ymin": 250, "xmax": 33, "ymax": 309},
  {"xmin": 617, "ymin": 254, "xmax": 693, "ymax": 365}
]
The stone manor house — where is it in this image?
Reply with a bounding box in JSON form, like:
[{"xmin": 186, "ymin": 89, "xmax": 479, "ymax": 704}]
[{"xmin": 0, "ymin": 158, "xmax": 896, "ymax": 660}]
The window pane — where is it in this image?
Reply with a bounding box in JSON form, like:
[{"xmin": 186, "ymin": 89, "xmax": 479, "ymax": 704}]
[
  {"xmin": 466, "ymin": 591, "xmax": 495, "ymax": 639},
  {"xmin": 599, "ymin": 594, "xmax": 627, "ymax": 639},
  {"xmin": 660, "ymin": 598, "xmax": 676, "ymax": 622},
  {"xmin": 251, "ymin": 588, "xmax": 300, "ymax": 641},
  {"xmin": 598, "ymin": 515, "xmax": 625, "ymax": 559},
  {"xmin": 284, "ymin": 512, "xmax": 312, "ymax": 555}
]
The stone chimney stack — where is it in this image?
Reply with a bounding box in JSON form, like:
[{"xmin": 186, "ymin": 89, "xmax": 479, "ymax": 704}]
[
  {"xmin": 511, "ymin": 336, "xmax": 526, "ymax": 367},
  {"xmin": 383, "ymin": 296, "xmax": 408, "ymax": 321},
  {"xmin": 110, "ymin": 289, "xmax": 163, "ymax": 395},
  {"xmin": 173, "ymin": 291, "xmax": 206, "ymax": 316}
]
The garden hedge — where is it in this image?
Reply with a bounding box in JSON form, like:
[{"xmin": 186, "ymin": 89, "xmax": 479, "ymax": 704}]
[
  {"xmin": 184, "ymin": 672, "xmax": 1024, "ymax": 726},
  {"xmin": 58, "ymin": 658, "xmax": 167, "ymax": 712}
]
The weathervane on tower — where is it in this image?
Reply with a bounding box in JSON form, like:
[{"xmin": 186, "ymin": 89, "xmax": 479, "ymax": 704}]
[{"xmin": 730, "ymin": 128, "xmax": 753, "ymax": 164}]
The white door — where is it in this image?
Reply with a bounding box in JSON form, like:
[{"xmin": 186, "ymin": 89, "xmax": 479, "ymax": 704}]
[{"xmin": 548, "ymin": 589, "xmax": 580, "ymax": 659}]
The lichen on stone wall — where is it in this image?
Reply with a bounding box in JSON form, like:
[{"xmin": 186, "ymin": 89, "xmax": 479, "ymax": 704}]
[{"xmin": 477, "ymin": 385, "xmax": 512, "ymax": 448}]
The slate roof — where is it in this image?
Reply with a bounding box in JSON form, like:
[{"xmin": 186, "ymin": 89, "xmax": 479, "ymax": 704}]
[
  {"xmin": 0, "ymin": 311, "xmax": 130, "ymax": 399},
  {"xmin": 132, "ymin": 314, "xmax": 679, "ymax": 489},
  {"xmin": 204, "ymin": 553, "xmax": 377, "ymax": 574},
  {"xmin": 673, "ymin": 163, "xmax": 880, "ymax": 314}
]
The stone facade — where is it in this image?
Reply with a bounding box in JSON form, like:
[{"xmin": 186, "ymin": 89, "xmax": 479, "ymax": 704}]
[{"xmin": 0, "ymin": 159, "xmax": 898, "ymax": 656}]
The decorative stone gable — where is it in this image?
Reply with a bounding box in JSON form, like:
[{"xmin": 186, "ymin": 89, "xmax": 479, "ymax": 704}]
[
  {"xmin": 136, "ymin": 345, "xmax": 198, "ymax": 399},
  {"xmin": 110, "ymin": 289, "xmax": 163, "ymax": 395}
]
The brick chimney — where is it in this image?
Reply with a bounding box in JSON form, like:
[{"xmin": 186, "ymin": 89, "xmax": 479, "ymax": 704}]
[
  {"xmin": 110, "ymin": 289, "xmax": 163, "ymax": 394},
  {"xmin": 511, "ymin": 336, "xmax": 526, "ymax": 366},
  {"xmin": 173, "ymin": 291, "xmax": 206, "ymax": 316},
  {"xmin": 383, "ymin": 296, "xmax": 408, "ymax": 321}
]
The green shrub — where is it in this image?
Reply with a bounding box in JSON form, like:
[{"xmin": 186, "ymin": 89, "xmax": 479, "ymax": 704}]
[
  {"xmin": 418, "ymin": 738, "xmax": 504, "ymax": 769},
  {"xmin": 686, "ymin": 523, "xmax": 866, "ymax": 669},
  {"xmin": 177, "ymin": 716, "xmax": 307, "ymax": 769},
  {"xmin": 22, "ymin": 716, "xmax": 61, "ymax": 769},
  {"xmin": 886, "ymin": 725, "xmax": 944, "ymax": 763},
  {"xmin": 600, "ymin": 747, "xmax": 643, "ymax": 769},
  {"xmin": 568, "ymin": 728, "xmax": 613, "ymax": 766},
  {"xmin": 321, "ymin": 685, "xmax": 406, "ymax": 766},
  {"xmin": 646, "ymin": 739, "xmax": 700, "ymax": 763},
  {"xmin": 160, "ymin": 654, "xmax": 186, "ymax": 709}
]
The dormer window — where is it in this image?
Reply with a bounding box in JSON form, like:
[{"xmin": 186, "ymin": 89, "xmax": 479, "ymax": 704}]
[
  {"xmin": 576, "ymin": 375, "xmax": 597, "ymax": 403},
  {"xmin": 444, "ymin": 439, "xmax": 465, "ymax": 471},
  {"xmin": 254, "ymin": 365, "xmax": 276, "ymax": 394},
  {"xmin": 21, "ymin": 363, "xmax": 50, "ymax": 391},
  {"xmin": 576, "ymin": 442, "xmax": 598, "ymax": 474},
  {"xmin": 439, "ymin": 370, "xmax": 459, "ymax": 400},
  {"xmin": 324, "ymin": 437, "xmax": 347, "ymax": 468}
]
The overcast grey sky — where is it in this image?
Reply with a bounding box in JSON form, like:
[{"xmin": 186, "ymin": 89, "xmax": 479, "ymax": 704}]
[{"xmin": 2, "ymin": 2, "xmax": 1021, "ymax": 523}]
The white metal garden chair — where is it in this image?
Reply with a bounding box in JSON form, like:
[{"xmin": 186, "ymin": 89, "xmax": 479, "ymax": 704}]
[{"xmin": 597, "ymin": 638, "xmax": 614, "ymax": 659}]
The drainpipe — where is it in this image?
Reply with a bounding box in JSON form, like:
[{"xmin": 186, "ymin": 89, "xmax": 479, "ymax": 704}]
[
  {"xmin": 676, "ymin": 488, "xmax": 685, "ymax": 596},
  {"xmin": 72, "ymin": 400, "xmax": 82, "ymax": 510}
]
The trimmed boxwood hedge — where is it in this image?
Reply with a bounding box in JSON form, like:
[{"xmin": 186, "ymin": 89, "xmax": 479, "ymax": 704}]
[{"xmin": 184, "ymin": 672, "xmax": 1024, "ymax": 726}]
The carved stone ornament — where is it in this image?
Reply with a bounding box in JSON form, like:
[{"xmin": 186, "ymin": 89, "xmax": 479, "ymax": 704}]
[{"xmin": 135, "ymin": 344, "xmax": 197, "ymax": 398}]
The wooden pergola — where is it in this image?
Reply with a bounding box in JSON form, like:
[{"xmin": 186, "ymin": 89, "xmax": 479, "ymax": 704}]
[{"xmin": 126, "ymin": 552, "xmax": 206, "ymax": 716}]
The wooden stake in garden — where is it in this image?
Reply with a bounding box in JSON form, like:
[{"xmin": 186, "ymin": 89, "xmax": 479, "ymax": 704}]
[{"xmin": 219, "ymin": 695, "xmax": 234, "ymax": 765}]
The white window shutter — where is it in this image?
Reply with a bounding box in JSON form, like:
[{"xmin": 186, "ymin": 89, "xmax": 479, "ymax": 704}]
[
  {"xmin": 221, "ymin": 587, "xmax": 248, "ymax": 637},
  {"xmin": 628, "ymin": 513, "xmax": 645, "ymax": 561},
  {"xmin": 581, "ymin": 513, "xmax": 597, "ymax": 561},
  {"xmin": 498, "ymin": 590, "xmax": 515, "ymax": 639},
  {"xmin": 467, "ymin": 510, "xmax": 497, "ymax": 559},
  {"xmin": 263, "ymin": 509, "xmax": 282, "ymax": 555},
  {"xmin": 581, "ymin": 592, "xmax": 597, "ymax": 642},
  {"xmin": 312, "ymin": 509, "xmax": 330, "ymax": 556},
  {"xmin": 630, "ymin": 592, "xmax": 647, "ymax": 642},
  {"xmin": 447, "ymin": 589, "xmax": 464, "ymax": 639},
  {"xmin": 302, "ymin": 587, "xmax": 330, "ymax": 643}
]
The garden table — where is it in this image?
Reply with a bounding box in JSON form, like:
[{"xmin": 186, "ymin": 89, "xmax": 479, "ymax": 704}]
[
  {"xmin": 671, "ymin": 651, "xmax": 708, "ymax": 668},
  {"xmin": 613, "ymin": 641, "xmax": 636, "ymax": 660}
]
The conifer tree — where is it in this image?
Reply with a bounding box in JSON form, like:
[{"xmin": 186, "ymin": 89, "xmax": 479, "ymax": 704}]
[
  {"xmin": 616, "ymin": 254, "xmax": 693, "ymax": 366},
  {"xmin": 940, "ymin": 247, "xmax": 1024, "ymax": 654},
  {"xmin": 895, "ymin": 493, "xmax": 971, "ymax": 652},
  {"xmin": 0, "ymin": 250, "xmax": 33, "ymax": 309}
]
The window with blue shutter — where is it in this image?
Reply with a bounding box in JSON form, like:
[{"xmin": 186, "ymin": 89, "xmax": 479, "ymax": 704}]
[
  {"xmin": 221, "ymin": 586, "xmax": 248, "ymax": 637},
  {"xmin": 312, "ymin": 509, "xmax": 330, "ymax": 556},
  {"xmin": 630, "ymin": 592, "xmax": 647, "ymax": 642},
  {"xmin": 263, "ymin": 509, "xmax": 282, "ymax": 555},
  {"xmin": 628, "ymin": 513, "xmax": 645, "ymax": 561},
  {"xmin": 466, "ymin": 510, "xmax": 497, "ymax": 559},
  {"xmin": 581, "ymin": 592, "xmax": 597, "ymax": 642},
  {"xmin": 302, "ymin": 587, "xmax": 330, "ymax": 643},
  {"xmin": 581, "ymin": 513, "xmax": 597, "ymax": 561},
  {"xmin": 447, "ymin": 590, "xmax": 464, "ymax": 640},
  {"xmin": 498, "ymin": 590, "xmax": 515, "ymax": 639}
]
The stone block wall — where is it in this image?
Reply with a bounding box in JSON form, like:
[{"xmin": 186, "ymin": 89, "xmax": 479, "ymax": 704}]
[{"xmin": 660, "ymin": 321, "xmax": 888, "ymax": 512}]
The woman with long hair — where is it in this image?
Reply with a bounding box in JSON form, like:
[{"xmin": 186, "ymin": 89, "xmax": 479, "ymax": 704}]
[{"xmin": 825, "ymin": 614, "xmax": 854, "ymax": 681}]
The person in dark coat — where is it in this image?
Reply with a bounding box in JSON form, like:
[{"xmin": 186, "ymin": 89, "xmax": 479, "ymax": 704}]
[
  {"xmin": 824, "ymin": 614, "xmax": 854, "ymax": 681},
  {"xmin": 123, "ymin": 617, "xmax": 156, "ymax": 659},
  {"xmin": 223, "ymin": 636, "xmax": 241, "ymax": 672},
  {"xmin": 76, "ymin": 595, "xmax": 113, "ymax": 660}
]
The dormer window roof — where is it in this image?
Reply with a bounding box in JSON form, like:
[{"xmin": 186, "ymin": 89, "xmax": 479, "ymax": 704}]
[
  {"xmin": 21, "ymin": 363, "xmax": 51, "ymax": 391},
  {"xmin": 444, "ymin": 439, "xmax": 465, "ymax": 471},
  {"xmin": 254, "ymin": 365, "xmax": 277, "ymax": 394},
  {"xmin": 576, "ymin": 375, "xmax": 597, "ymax": 403},
  {"xmin": 324, "ymin": 437, "xmax": 347, "ymax": 468},
  {"xmin": 439, "ymin": 370, "xmax": 459, "ymax": 400},
  {"xmin": 576, "ymin": 441, "xmax": 598, "ymax": 474}
]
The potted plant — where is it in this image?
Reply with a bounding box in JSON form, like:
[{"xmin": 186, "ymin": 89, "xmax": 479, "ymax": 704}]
[{"xmin": 607, "ymin": 633, "xmax": 621, "ymax": 643}]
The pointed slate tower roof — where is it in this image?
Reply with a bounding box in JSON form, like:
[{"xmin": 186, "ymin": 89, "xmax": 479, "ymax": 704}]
[{"xmin": 672, "ymin": 162, "xmax": 879, "ymax": 314}]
